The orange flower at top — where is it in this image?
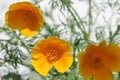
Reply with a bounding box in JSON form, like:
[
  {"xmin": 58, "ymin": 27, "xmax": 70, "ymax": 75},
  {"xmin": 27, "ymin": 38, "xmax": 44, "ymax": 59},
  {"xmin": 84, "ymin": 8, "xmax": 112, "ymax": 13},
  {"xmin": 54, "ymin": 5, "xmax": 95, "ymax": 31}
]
[
  {"xmin": 5, "ymin": 2, "xmax": 44, "ymax": 37},
  {"xmin": 78, "ymin": 40, "xmax": 120, "ymax": 80},
  {"xmin": 31, "ymin": 36, "xmax": 73, "ymax": 77}
]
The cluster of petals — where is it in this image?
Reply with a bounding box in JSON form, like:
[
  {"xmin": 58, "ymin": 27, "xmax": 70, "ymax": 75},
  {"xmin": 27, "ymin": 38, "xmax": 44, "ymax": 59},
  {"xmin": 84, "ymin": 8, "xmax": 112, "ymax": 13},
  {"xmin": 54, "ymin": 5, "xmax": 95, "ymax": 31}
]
[
  {"xmin": 78, "ymin": 40, "xmax": 120, "ymax": 80},
  {"xmin": 31, "ymin": 36, "xmax": 73, "ymax": 77},
  {"xmin": 5, "ymin": 2, "xmax": 43, "ymax": 37}
]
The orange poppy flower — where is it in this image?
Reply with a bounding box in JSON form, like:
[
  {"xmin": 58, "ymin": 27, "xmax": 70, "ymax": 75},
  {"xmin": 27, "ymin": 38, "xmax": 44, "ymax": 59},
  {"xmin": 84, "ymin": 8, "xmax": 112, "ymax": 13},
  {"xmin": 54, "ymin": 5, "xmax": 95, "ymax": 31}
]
[
  {"xmin": 5, "ymin": 2, "xmax": 44, "ymax": 37},
  {"xmin": 31, "ymin": 36, "xmax": 73, "ymax": 77},
  {"xmin": 78, "ymin": 40, "xmax": 120, "ymax": 80}
]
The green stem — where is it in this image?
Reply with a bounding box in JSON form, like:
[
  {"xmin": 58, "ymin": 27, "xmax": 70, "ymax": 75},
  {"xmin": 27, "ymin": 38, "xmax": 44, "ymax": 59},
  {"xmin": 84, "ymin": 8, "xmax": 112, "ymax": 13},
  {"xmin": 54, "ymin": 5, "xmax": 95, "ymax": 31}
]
[
  {"xmin": 0, "ymin": 58, "xmax": 4, "ymax": 66},
  {"xmin": 119, "ymin": 72, "xmax": 120, "ymax": 80},
  {"xmin": 3, "ymin": 26, "xmax": 31, "ymax": 54},
  {"xmin": 88, "ymin": 0, "xmax": 92, "ymax": 37},
  {"xmin": 73, "ymin": 48, "xmax": 76, "ymax": 64},
  {"xmin": 90, "ymin": 76, "xmax": 94, "ymax": 80},
  {"xmin": 109, "ymin": 25, "xmax": 120, "ymax": 43},
  {"xmin": 62, "ymin": 1, "xmax": 88, "ymax": 40},
  {"xmin": 67, "ymin": 6, "xmax": 84, "ymax": 33},
  {"xmin": 70, "ymin": 6, "xmax": 86, "ymax": 32},
  {"xmin": 18, "ymin": 36, "xmax": 31, "ymax": 54}
]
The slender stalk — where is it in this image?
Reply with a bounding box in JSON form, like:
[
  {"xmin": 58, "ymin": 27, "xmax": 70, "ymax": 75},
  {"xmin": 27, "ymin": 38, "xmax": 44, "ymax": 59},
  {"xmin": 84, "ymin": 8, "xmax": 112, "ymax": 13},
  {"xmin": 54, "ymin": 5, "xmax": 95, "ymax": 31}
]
[
  {"xmin": 0, "ymin": 58, "xmax": 4, "ymax": 66},
  {"xmin": 61, "ymin": 0, "xmax": 88, "ymax": 40},
  {"xmin": 109, "ymin": 25, "xmax": 120, "ymax": 43},
  {"xmin": 67, "ymin": 6, "xmax": 84, "ymax": 33},
  {"xmin": 70, "ymin": 6, "xmax": 86, "ymax": 32},
  {"xmin": 90, "ymin": 76, "xmax": 94, "ymax": 80},
  {"xmin": 119, "ymin": 72, "xmax": 120, "ymax": 80},
  {"xmin": 73, "ymin": 48, "xmax": 76, "ymax": 65},
  {"xmin": 17, "ymin": 36, "xmax": 31, "ymax": 54},
  {"xmin": 88, "ymin": 0, "xmax": 92, "ymax": 37}
]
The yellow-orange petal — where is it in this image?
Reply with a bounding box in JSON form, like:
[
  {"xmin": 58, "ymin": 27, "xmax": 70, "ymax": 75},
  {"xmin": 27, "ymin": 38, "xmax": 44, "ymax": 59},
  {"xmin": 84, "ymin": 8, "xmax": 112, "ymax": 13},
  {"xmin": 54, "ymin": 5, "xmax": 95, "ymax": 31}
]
[
  {"xmin": 94, "ymin": 66, "xmax": 114, "ymax": 80},
  {"xmin": 54, "ymin": 52, "xmax": 73, "ymax": 73},
  {"xmin": 6, "ymin": 9, "xmax": 40, "ymax": 32},
  {"xmin": 102, "ymin": 43, "xmax": 120, "ymax": 71},
  {"xmin": 32, "ymin": 54, "xmax": 52, "ymax": 77},
  {"xmin": 48, "ymin": 36, "xmax": 72, "ymax": 53},
  {"xmin": 32, "ymin": 39, "xmax": 46, "ymax": 59},
  {"xmin": 78, "ymin": 51, "xmax": 94, "ymax": 79},
  {"xmin": 38, "ymin": 36, "xmax": 72, "ymax": 57},
  {"xmin": 20, "ymin": 28, "xmax": 38, "ymax": 37},
  {"xmin": 5, "ymin": 10, "xmax": 27, "ymax": 30},
  {"xmin": 97, "ymin": 40, "xmax": 106, "ymax": 52},
  {"xmin": 85, "ymin": 43, "xmax": 97, "ymax": 53},
  {"xmin": 85, "ymin": 40, "xmax": 106, "ymax": 56},
  {"xmin": 9, "ymin": 2, "xmax": 43, "ymax": 23}
]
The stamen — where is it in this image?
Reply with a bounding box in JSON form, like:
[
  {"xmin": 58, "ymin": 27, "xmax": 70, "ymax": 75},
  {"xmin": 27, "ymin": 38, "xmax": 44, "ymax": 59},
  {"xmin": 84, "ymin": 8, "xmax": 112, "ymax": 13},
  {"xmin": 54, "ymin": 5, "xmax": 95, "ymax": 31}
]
[{"xmin": 46, "ymin": 50, "xmax": 58, "ymax": 63}]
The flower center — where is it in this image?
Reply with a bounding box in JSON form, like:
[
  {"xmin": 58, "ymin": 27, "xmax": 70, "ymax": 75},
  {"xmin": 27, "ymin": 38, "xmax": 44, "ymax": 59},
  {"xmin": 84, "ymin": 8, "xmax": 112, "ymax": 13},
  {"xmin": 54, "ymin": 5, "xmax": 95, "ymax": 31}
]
[
  {"xmin": 92, "ymin": 57, "xmax": 102, "ymax": 69},
  {"xmin": 46, "ymin": 50, "xmax": 59, "ymax": 64}
]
